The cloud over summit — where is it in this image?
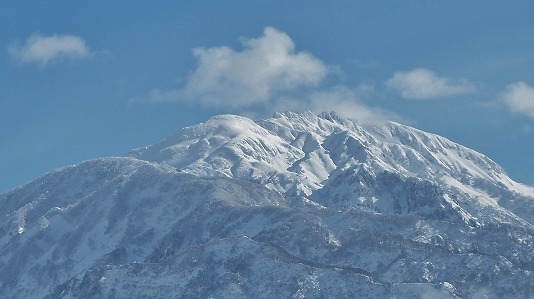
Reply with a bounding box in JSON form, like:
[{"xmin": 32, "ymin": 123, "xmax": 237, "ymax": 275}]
[
  {"xmin": 181, "ymin": 27, "xmax": 327, "ymax": 108},
  {"xmin": 138, "ymin": 27, "xmax": 399, "ymax": 122}
]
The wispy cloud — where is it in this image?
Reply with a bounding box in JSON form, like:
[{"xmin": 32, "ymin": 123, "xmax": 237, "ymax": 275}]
[
  {"xmin": 262, "ymin": 85, "xmax": 402, "ymax": 123},
  {"xmin": 386, "ymin": 68, "xmax": 476, "ymax": 99},
  {"xmin": 501, "ymin": 81, "xmax": 534, "ymax": 118},
  {"xmin": 135, "ymin": 27, "xmax": 394, "ymax": 123},
  {"xmin": 307, "ymin": 86, "xmax": 402, "ymax": 123},
  {"xmin": 8, "ymin": 34, "xmax": 92, "ymax": 66}
]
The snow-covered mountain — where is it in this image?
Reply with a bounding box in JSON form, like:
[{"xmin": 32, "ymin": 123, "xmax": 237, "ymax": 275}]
[{"xmin": 2, "ymin": 111, "xmax": 534, "ymax": 298}]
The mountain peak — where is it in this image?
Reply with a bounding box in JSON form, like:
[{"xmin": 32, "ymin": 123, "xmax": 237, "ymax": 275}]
[
  {"xmin": 2, "ymin": 111, "xmax": 534, "ymax": 298},
  {"xmin": 129, "ymin": 111, "xmax": 534, "ymax": 223}
]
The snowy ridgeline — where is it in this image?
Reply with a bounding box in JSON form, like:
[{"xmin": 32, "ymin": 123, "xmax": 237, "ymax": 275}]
[{"xmin": 1, "ymin": 111, "xmax": 534, "ymax": 298}]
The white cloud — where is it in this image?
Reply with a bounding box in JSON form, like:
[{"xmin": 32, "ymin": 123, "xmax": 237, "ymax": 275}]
[
  {"xmin": 386, "ymin": 68, "xmax": 475, "ymax": 99},
  {"xmin": 8, "ymin": 34, "xmax": 91, "ymax": 66},
  {"xmin": 150, "ymin": 27, "xmax": 327, "ymax": 108},
  {"xmin": 136, "ymin": 27, "xmax": 400, "ymax": 124},
  {"xmin": 501, "ymin": 82, "xmax": 534, "ymax": 118}
]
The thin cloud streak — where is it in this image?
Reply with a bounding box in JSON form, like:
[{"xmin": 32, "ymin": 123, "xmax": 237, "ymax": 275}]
[
  {"xmin": 266, "ymin": 86, "xmax": 404, "ymax": 124},
  {"xmin": 8, "ymin": 34, "xmax": 91, "ymax": 66},
  {"xmin": 386, "ymin": 68, "xmax": 476, "ymax": 99},
  {"xmin": 307, "ymin": 86, "xmax": 403, "ymax": 123}
]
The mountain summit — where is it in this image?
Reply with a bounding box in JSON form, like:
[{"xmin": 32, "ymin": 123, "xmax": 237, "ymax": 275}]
[
  {"xmin": 131, "ymin": 111, "xmax": 534, "ymax": 227},
  {"xmin": 2, "ymin": 111, "xmax": 534, "ymax": 298}
]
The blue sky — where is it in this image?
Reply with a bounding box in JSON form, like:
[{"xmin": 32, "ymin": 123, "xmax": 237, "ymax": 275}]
[{"xmin": 2, "ymin": 1, "xmax": 534, "ymax": 193}]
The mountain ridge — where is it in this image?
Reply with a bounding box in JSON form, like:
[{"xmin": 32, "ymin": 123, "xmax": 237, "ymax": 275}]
[
  {"xmin": 2, "ymin": 111, "xmax": 534, "ymax": 298},
  {"xmin": 131, "ymin": 111, "xmax": 534, "ymax": 226}
]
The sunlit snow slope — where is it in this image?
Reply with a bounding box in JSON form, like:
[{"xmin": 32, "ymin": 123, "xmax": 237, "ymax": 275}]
[
  {"xmin": 132, "ymin": 111, "xmax": 534, "ymax": 227},
  {"xmin": 2, "ymin": 111, "xmax": 534, "ymax": 298}
]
